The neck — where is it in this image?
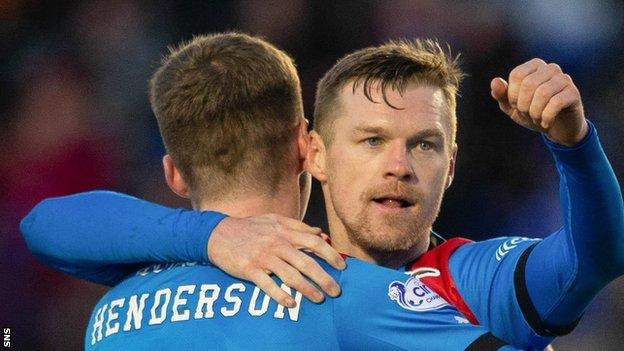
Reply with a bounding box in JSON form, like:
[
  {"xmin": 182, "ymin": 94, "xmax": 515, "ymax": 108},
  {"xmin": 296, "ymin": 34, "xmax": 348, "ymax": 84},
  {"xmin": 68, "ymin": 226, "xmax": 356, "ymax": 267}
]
[
  {"xmin": 194, "ymin": 177, "xmax": 302, "ymax": 219},
  {"xmin": 331, "ymin": 228, "xmax": 431, "ymax": 269},
  {"xmin": 371, "ymin": 237, "xmax": 431, "ymax": 268}
]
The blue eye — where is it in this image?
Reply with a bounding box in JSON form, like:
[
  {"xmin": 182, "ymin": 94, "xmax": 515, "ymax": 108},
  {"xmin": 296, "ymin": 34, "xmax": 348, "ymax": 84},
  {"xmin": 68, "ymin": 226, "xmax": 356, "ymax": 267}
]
[
  {"xmin": 418, "ymin": 141, "xmax": 433, "ymax": 151},
  {"xmin": 365, "ymin": 137, "xmax": 381, "ymax": 146}
]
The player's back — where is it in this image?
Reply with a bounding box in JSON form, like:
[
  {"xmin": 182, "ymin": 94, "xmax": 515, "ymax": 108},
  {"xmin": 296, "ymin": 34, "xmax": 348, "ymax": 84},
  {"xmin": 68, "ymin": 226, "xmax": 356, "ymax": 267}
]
[
  {"xmin": 85, "ymin": 255, "xmax": 517, "ymax": 350},
  {"xmin": 85, "ymin": 261, "xmax": 339, "ymax": 350}
]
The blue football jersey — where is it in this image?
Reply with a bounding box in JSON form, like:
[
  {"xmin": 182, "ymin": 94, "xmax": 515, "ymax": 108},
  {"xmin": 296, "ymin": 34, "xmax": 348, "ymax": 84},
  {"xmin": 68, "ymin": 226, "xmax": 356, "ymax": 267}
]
[{"xmin": 86, "ymin": 258, "xmax": 517, "ymax": 350}]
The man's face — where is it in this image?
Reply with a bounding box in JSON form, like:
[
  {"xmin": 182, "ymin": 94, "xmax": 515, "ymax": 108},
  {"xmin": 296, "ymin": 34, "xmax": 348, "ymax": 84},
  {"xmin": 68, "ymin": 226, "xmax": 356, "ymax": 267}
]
[{"xmin": 315, "ymin": 84, "xmax": 456, "ymax": 254}]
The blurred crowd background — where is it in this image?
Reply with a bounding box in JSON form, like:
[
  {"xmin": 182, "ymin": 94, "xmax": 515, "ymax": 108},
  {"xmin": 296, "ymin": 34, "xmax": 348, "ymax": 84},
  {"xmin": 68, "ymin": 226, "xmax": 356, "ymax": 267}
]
[{"xmin": 1, "ymin": 1, "xmax": 623, "ymax": 349}]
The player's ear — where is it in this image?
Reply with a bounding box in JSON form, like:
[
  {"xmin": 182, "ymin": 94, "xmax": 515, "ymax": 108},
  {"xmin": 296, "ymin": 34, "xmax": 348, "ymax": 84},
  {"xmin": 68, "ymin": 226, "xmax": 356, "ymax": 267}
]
[
  {"xmin": 296, "ymin": 118, "xmax": 310, "ymax": 171},
  {"xmin": 306, "ymin": 130, "xmax": 328, "ymax": 183},
  {"xmin": 163, "ymin": 154, "xmax": 190, "ymax": 198},
  {"xmin": 445, "ymin": 144, "xmax": 458, "ymax": 189}
]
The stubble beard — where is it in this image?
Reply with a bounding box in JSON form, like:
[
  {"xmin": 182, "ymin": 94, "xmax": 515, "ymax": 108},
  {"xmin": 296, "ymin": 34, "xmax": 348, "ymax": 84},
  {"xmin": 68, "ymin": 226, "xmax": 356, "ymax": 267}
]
[{"xmin": 335, "ymin": 189, "xmax": 445, "ymax": 262}]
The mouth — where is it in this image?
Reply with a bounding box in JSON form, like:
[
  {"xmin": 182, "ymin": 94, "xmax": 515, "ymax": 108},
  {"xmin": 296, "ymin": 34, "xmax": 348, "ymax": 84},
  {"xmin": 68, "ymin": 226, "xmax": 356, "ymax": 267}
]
[{"xmin": 372, "ymin": 195, "xmax": 415, "ymax": 209}]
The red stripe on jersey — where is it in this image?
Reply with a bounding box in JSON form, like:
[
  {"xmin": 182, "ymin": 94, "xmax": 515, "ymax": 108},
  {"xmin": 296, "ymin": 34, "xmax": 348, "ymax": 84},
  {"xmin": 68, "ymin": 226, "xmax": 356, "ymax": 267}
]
[
  {"xmin": 409, "ymin": 237, "xmax": 478, "ymax": 325},
  {"xmin": 330, "ymin": 234, "xmax": 477, "ymax": 324}
]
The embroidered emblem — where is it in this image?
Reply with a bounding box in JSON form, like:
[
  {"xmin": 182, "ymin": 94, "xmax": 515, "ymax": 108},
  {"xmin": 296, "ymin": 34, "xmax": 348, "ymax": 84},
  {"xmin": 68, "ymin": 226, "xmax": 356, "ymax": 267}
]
[{"xmin": 388, "ymin": 276, "xmax": 449, "ymax": 312}]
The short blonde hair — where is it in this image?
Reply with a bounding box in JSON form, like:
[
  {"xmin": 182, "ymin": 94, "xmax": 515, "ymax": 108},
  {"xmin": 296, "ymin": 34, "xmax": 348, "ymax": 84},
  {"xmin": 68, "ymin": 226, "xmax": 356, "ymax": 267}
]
[{"xmin": 150, "ymin": 32, "xmax": 303, "ymax": 199}]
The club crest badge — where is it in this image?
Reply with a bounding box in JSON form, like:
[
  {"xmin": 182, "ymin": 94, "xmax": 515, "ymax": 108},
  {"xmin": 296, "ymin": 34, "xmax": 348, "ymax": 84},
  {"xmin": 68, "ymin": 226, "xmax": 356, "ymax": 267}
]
[{"xmin": 388, "ymin": 276, "xmax": 449, "ymax": 312}]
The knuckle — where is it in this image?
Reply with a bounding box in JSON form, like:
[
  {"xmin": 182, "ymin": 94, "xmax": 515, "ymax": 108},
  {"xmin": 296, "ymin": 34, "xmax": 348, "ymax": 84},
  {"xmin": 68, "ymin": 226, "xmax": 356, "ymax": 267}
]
[
  {"xmin": 521, "ymin": 79, "xmax": 538, "ymax": 92},
  {"xmin": 308, "ymin": 236, "xmax": 325, "ymax": 249},
  {"xmin": 509, "ymin": 68, "xmax": 522, "ymax": 80},
  {"xmin": 549, "ymin": 98, "xmax": 563, "ymax": 111},
  {"xmin": 281, "ymin": 271, "xmax": 300, "ymax": 284},
  {"xmin": 531, "ymin": 58, "xmax": 546, "ymax": 65},
  {"xmin": 517, "ymin": 102, "xmax": 529, "ymax": 113},
  {"xmin": 264, "ymin": 284, "xmax": 280, "ymax": 296},
  {"xmin": 239, "ymin": 263, "xmax": 254, "ymax": 274},
  {"xmin": 553, "ymin": 74, "xmax": 567, "ymax": 85},
  {"xmin": 547, "ymin": 63, "xmax": 561, "ymax": 72},
  {"xmin": 253, "ymin": 251, "xmax": 268, "ymax": 263},
  {"xmin": 267, "ymin": 286, "xmax": 282, "ymax": 296},
  {"xmin": 535, "ymin": 87, "xmax": 550, "ymax": 100},
  {"xmin": 551, "ymin": 94, "xmax": 564, "ymax": 105},
  {"xmin": 274, "ymin": 243, "xmax": 294, "ymax": 255},
  {"xmin": 264, "ymin": 234, "xmax": 283, "ymax": 247},
  {"xmin": 300, "ymin": 283, "xmax": 318, "ymax": 296},
  {"xmin": 281, "ymin": 274, "xmax": 299, "ymax": 288},
  {"xmin": 244, "ymin": 255, "xmax": 262, "ymax": 270},
  {"xmin": 278, "ymin": 295, "xmax": 292, "ymax": 305},
  {"xmin": 300, "ymin": 259, "xmax": 316, "ymax": 273},
  {"xmin": 289, "ymin": 278, "xmax": 309, "ymax": 290},
  {"xmin": 321, "ymin": 278, "xmax": 335, "ymax": 290},
  {"xmin": 528, "ymin": 107, "xmax": 540, "ymax": 119}
]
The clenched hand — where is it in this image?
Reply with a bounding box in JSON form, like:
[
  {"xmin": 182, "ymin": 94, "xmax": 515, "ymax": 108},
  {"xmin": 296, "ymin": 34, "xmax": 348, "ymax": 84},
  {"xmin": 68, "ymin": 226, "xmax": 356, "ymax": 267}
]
[{"xmin": 490, "ymin": 58, "xmax": 588, "ymax": 146}]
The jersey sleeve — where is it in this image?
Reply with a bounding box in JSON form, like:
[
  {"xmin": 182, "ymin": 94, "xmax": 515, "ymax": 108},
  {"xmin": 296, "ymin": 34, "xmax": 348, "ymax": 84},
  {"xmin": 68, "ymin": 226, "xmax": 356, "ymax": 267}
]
[
  {"xmin": 20, "ymin": 190, "xmax": 227, "ymax": 286},
  {"xmin": 448, "ymin": 237, "xmax": 552, "ymax": 350},
  {"xmin": 449, "ymin": 120, "xmax": 624, "ymax": 349},
  {"xmin": 525, "ymin": 120, "xmax": 624, "ymax": 326}
]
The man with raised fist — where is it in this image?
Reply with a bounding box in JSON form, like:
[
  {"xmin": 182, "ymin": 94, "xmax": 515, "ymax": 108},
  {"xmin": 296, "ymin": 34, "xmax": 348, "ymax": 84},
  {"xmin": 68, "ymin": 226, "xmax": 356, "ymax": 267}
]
[{"xmin": 23, "ymin": 39, "xmax": 623, "ymax": 350}]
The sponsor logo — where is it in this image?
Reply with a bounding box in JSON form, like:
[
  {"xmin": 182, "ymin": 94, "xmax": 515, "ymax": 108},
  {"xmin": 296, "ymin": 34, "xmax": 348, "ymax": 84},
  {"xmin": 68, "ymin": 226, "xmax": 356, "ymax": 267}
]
[
  {"xmin": 495, "ymin": 237, "xmax": 536, "ymax": 261},
  {"xmin": 388, "ymin": 277, "xmax": 449, "ymax": 312}
]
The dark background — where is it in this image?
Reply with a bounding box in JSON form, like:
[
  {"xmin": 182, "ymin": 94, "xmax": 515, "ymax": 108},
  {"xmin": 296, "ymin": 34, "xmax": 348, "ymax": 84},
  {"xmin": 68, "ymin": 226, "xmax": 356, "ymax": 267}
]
[{"xmin": 1, "ymin": 1, "xmax": 623, "ymax": 349}]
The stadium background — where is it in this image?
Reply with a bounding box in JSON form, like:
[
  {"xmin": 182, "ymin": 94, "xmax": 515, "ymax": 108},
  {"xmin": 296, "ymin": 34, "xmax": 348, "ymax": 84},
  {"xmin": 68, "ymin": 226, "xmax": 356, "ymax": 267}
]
[{"xmin": 1, "ymin": 1, "xmax": 623, "ymax": 349}]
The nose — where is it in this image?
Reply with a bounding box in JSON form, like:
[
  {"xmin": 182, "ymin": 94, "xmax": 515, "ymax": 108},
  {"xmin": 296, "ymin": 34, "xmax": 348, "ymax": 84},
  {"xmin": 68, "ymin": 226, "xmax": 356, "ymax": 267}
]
[{"xmin": 383, "ymin": 142, "xmax": 415, "ymax": 181}]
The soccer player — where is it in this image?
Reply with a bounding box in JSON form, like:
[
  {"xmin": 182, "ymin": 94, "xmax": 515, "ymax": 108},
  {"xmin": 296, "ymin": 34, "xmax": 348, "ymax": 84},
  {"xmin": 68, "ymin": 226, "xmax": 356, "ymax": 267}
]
[
  {"xmin": 22, "ymin": 33, "xmax": 516, "ymax": 350},
  {"xmin": 23, "ymin": 37, "xmax": 623, "ymax": 349},
  {"xmin": 305, "ymin": 44, "xmax": 623, "ymax": 348}
]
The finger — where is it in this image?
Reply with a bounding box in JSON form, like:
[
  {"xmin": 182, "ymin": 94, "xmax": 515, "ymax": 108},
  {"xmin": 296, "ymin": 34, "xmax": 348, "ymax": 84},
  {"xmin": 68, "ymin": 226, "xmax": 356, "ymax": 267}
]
[
  {"xmin": 280, "ymin": 248, "xmax": 341, "ymax": 297},
  {"xmin": 490, "ymin": 77, "xmax": 512, "ymax": 115},
  {"xmin": 541, "ymin": 85, "xmax": 580, "ymax": 127},
  {"xmin": 288, "ymin": 231, "xmax": 346, "ymax": 270},
  {"xmin": 319, "ymin": 233, "xmax": 330, "ymax": 242},
  {"xmin": 516, "ymin": 63, "xmax": 561, "ymax": 117},
  {"xmin": 528, "ymin": 75, "xmax": 568, "ymax": 128},
  {"xmin": 264, "ymin": 256, "xmax": 324, "ymax": 303},
  {"xmin": 507, "ymin": 58, "xmax": 546, "ymax": 107},
  {"xmin": 248, "ymin": 269, "xmax": 297, "ymax": 308},
  {"xmin": 275, "ymin": 215, "xmax": 323, "ymax": 235}
]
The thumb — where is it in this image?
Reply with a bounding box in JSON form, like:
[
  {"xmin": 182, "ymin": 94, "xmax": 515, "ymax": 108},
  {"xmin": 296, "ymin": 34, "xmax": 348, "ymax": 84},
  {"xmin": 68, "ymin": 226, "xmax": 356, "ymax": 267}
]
[{"xmin": 490, "ymin": 77, "xmax": 512, "ymax": 115}]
